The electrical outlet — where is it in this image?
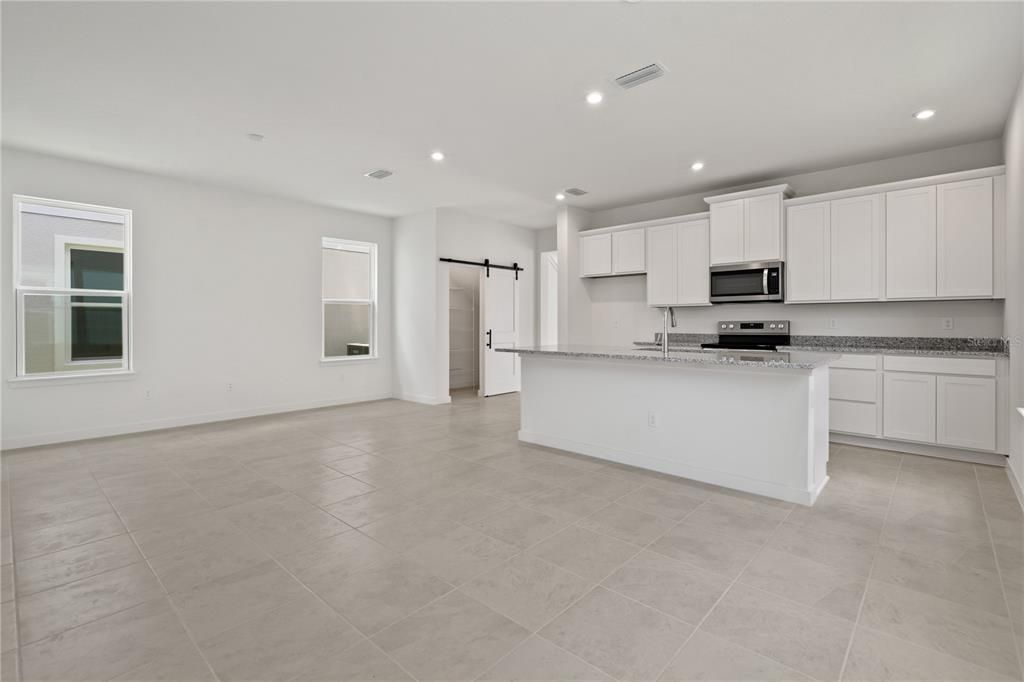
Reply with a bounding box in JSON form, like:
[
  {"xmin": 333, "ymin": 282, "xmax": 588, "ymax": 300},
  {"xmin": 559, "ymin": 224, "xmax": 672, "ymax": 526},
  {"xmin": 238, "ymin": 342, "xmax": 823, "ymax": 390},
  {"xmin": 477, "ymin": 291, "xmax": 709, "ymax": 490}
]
[
  {"xmin": 647, "ymin": 411, "xmax": 659, "ymax": 428},
  {"xmin": 942, "ymin": 318, "xmax": 954, "ymax": 331},
  {"xmin": 226, "ymin": 383, "xmax": 233, "ymax": 392},
  {"xmin": 145, "ymin": 389, "xmax": 151, "ymax": 400},
  {"xmin": 828, "ymin": 319, "xmax": 838, "ymax": 330}
]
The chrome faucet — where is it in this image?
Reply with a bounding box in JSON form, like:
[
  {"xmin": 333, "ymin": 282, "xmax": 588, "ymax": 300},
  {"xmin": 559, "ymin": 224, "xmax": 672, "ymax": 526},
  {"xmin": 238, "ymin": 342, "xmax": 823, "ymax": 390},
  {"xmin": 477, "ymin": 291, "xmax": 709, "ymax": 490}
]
[{"xmin": 661, "ymin": 307, "xmax": 677, "ymax": 357}]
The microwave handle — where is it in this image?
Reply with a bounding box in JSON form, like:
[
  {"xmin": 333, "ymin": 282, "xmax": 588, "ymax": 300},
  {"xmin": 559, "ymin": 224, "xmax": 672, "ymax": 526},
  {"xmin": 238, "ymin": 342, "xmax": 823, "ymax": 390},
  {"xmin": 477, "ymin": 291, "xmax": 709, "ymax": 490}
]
[{"xmin": 762, "ymin": 269, "xmax": 769, "ymax": 295}]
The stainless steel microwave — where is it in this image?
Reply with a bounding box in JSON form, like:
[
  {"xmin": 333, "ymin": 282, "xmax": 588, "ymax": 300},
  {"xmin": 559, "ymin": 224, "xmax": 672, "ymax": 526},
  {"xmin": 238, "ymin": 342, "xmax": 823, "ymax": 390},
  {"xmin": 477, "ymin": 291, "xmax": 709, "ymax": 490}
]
[{"xmin": 709, "ymin": 261, "xmax": 784, "ymax": 303}]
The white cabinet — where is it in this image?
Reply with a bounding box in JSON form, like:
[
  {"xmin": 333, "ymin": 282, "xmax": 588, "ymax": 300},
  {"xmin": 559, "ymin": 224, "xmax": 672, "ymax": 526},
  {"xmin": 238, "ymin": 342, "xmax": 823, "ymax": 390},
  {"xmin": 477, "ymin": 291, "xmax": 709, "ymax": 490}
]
[
  {"xmin": 886, "ymin": 186, "xmax": 937, "ymax": 299},
  {"xmin": 937, "ymin": 376, "xmax": 996, "ymax": 450},
  {"xmin": 831, "ymin": 194, "xmax": 882, "ymax": 300},
  {"xmin": 707, "ymin": 186, "xmax": 790, "ymax": 265},
  {"xmin": 883, "ymin": 372, "xmax": 936, "ymax": 443},
  {"xmin": 645, "ymin": 219, "xmax": 710, "ymax": 307},
  {"xmin": 937, "ymin": 177, "xmax": 993, "ymax": 298},
  {"xmin": 830, "ymin": 400, "xmax": 879, "ymax": 437},
  {"xmin": 678, "ymin": 220, "xmax": 711, "ymax": 305},
  {"xmin": 709, "ymin": 200, "xmax": 745, "ymax": 265},
  {"xmin": 580, "ymin": 233, "xmax": 612, "ymax": 277},
  {"xmin": 645, "ymin": 225, "xmax": 677, "ymax": 305},
  {"xmin": 612, "ymin": 229, "xmax": 646, "ymax": 274},
  {"xmin": 745, "ymin": 193, "xmax": 783, "ymax": 262},
  {"xmin": 785, "ymin": 201, "xmax": 830, "ymax": 302},
  {"xmin": 580, "ymin": 228, "xmax": 646, "ymax": 277}
]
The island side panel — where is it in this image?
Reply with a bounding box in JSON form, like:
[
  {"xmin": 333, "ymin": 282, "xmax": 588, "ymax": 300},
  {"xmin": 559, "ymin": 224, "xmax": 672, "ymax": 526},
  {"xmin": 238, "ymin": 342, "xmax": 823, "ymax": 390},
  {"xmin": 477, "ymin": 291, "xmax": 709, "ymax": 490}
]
[{"xmin": 517, "ymin": 354, "xmax": 826, "ymax": 505}]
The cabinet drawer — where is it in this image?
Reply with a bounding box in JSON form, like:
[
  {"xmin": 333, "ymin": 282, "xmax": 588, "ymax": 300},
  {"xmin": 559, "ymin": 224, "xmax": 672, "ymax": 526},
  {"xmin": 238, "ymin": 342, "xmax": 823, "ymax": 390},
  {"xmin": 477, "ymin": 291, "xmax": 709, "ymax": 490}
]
[
  {"xmin": 830, "ymin": 400, "xmax": 878, "ymax": 436},
  {"xmin": 882, "ymin": 355, "xmax": 995, "ymax": 377},
  {"xmin": 830, "ymin": 354, "xmax": 879, "ymax": 370},
  {"xmin": 830, "ymin": 369, "xmax": 878, "ymax": 403}
]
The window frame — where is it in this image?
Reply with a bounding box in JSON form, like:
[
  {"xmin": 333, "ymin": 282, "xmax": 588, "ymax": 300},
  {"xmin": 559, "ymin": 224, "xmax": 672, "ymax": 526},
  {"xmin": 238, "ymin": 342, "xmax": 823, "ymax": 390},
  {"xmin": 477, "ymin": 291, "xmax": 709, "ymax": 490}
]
[
  {"xmin": 12, "ymin": 195, "xmax": 133, "ymax": 381},
  {"xmin": 321, "ymin": 237, "xmax": 377, "ymax": 363}
]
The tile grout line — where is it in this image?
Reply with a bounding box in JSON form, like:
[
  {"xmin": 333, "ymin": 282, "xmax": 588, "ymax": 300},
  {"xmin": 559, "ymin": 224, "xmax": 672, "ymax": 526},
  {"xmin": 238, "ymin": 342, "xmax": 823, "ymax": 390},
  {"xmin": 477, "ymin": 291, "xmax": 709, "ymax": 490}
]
[
  {"xmin": 974, "ymin": 464, "xmax": 1024, "ymax": 678},
  {"xmin": 82, "ymin": 463, "xmax": 222, "ymax": 682},
  {"xmin": 835, "ymin": 451, "xmax": 903, "ymax": 681},
  {"xmin": 648, "ymin": 500, "xmax": 805, "ymax": 682}
]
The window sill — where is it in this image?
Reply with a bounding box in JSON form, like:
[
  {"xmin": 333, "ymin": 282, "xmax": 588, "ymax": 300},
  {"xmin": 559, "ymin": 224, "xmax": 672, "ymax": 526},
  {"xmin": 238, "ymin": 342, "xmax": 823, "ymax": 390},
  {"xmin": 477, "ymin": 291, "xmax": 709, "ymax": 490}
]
[
  {"xmin": 320, "ymin": 356, "xmax": 379, "ymax": 365},
  {"xmin": 8, "ymin": 370, "xmax": 136, "ymax": 387}
]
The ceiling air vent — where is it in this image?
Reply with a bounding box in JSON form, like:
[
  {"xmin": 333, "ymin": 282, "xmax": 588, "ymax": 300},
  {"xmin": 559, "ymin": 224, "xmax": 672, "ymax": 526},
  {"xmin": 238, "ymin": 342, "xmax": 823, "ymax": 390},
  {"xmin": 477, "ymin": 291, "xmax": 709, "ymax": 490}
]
[
  {"xmin": 364, "ymin": 169, "xmax": 393, "ymax": 180},
  {"xmin": 564, "ymin": 188, "xmax": 588, "ymax": 197},
  {"xmin": 614, "ymin": 62, "xmax": 667, "ymax": 90}
]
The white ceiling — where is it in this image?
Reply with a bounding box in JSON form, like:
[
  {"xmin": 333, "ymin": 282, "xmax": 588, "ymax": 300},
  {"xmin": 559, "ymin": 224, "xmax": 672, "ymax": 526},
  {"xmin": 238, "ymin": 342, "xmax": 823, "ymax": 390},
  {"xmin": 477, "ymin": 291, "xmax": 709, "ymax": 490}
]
[{"xmin": 3, "ymin": 2, "xmax": 1021, "ymax": 229}]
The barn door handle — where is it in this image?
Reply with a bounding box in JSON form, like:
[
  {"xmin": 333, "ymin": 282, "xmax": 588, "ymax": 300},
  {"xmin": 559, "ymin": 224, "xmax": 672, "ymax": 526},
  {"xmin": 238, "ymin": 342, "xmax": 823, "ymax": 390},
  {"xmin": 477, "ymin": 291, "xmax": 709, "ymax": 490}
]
[{"xmin": 486, "ymin": 329, "xmax": 493, "ymax": 349}]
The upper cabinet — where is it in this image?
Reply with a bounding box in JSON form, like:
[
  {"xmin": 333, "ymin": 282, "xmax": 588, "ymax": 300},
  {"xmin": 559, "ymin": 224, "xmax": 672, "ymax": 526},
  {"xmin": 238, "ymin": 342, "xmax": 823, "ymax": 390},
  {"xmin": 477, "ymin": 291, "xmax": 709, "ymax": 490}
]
[
  {"xmin": 886, "ymin": 177, "xmax": 995, "ymax": 299},
  {"xmin": 646, "ymin": 219, "xmax": 710, "ymax": 307},
  {"xmin": 707, "ymin": 185, "xmax": 791, "ymax": 265},
  {"xmin": 579, "ymin": 228, "xmax": 645, "ymax": 277},
  {"xmin": 885, "ymin": 185, "xmax": 937, "ymax": 299},
  {"xmin": 580, "ymin": 232, "xmax": 612, "ymax": 277},
  {"xmin": 936, "ymin": 177, "xmax": 993, "ymax": 298},
  {"xmin": 785, "ymin": 167, "xmax": 1003, "ymax": 304}
]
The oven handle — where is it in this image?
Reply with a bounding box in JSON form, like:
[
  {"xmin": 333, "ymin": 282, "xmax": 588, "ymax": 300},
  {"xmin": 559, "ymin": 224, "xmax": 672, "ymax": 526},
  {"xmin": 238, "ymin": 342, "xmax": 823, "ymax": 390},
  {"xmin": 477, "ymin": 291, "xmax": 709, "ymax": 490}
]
[{"xmin": 762, "ymin": 269, "xmax": 769, "ymax": 295}]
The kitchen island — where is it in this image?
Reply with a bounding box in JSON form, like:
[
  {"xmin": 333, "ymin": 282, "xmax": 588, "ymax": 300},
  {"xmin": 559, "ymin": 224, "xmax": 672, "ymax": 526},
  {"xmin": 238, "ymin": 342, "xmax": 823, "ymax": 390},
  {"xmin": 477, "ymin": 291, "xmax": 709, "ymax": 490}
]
[{"xmin": 497, "ymin": 346, "xmax": 840, "ymax": 505}]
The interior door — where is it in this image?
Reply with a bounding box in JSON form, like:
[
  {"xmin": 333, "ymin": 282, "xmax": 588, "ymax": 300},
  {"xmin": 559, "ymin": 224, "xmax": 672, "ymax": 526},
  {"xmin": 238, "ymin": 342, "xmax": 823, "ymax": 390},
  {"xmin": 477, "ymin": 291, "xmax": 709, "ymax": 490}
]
[{"xmin": 481, "ymin": 268, "xmax": 520, "ymax": 396}]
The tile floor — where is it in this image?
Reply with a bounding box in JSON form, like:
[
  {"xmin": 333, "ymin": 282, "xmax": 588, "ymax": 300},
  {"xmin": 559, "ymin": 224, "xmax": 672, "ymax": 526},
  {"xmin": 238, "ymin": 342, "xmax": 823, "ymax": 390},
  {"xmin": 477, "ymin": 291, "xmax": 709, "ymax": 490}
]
[{"xmin": 1, "ymin": 391, "xmax": 1021, "ymax": 681}]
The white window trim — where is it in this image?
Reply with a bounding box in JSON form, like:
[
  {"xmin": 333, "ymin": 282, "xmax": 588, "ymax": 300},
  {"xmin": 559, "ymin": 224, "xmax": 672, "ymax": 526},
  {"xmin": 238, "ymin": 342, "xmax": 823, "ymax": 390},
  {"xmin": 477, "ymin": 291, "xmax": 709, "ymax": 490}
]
[
  {"xmin": 12, "ymin": 195, "xmax": 134, "ymax": 382},
  {"xmin": 321, "ymin": 237, "xmax": 378, "ymax": 363}
]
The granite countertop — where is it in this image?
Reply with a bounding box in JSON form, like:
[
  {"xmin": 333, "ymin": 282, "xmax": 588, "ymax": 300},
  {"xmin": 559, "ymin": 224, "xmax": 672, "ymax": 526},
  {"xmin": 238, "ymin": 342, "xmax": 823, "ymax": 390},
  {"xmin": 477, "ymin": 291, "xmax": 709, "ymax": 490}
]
[
  {"xmin": 633, "ymin": 334, "xmax": 1009, "ymax": 359},
  {"xmin": 498, "ymin": 345, "xmax": 839, "ymax": 370}
]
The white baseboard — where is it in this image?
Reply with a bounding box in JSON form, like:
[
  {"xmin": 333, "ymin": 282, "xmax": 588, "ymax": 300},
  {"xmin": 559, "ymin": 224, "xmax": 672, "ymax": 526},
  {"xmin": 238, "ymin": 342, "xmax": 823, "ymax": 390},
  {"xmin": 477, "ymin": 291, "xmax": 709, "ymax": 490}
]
[
  {"xmin": 395, "ymin": 393, "xmax": 452, "ymax": 406},
  {"xmin": 3, "ymin": 392, "xmax": 394, "ymax": 451},
  {"xmin": 830, "ymin": 433, "xmax": 1007, "ymax": 467},
  {"xmin": 519, "ymin": 430, "xmax": 824, "ymax": 506}
]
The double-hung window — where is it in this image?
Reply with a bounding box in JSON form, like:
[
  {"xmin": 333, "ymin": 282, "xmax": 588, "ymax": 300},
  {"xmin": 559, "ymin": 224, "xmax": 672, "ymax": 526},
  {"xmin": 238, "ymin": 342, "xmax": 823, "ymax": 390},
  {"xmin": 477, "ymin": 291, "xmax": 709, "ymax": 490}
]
[
  {"xmin": 13, "ymin": 196, "xmax": 132, "ymax": 378},
  {"xmin": 322, "ymin": 237, "xmax": 376, "ymax": 360}
]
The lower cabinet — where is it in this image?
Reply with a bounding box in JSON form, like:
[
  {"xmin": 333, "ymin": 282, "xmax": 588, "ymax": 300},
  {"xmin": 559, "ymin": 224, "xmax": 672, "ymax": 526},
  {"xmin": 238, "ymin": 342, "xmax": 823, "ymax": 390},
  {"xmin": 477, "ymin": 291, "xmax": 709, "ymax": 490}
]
[
  {"xmin": 937, "ymin": 375, "xmax": 996, "ymax": 450},
  {"xmin": 830, "ymin": 400, "xmax": 879, "ymax": 437},
  {"xmin": 882, "ymin": 373, "xmax": 937, "ymax": 443}
]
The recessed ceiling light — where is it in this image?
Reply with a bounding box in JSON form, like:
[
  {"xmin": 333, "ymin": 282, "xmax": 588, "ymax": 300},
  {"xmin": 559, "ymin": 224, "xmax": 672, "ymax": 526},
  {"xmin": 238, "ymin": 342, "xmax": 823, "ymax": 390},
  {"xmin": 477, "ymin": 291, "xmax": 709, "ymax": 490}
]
[
  {"xmin": 691, "ymin": 161, "xmax": 705, "ymax": 172},
  {"xmin": 555, "ymin": 193, "xmax": 566, "ymax": 201},
  {"xmin": 430, "ymin": 151, "xmax": 445, "ymax": 161},
  {"xmin": 246, "ymin": 133, "xmax": 265, "ymax": 142},
  {"xmin": 585, "ymin": 91, "xmax": 604, "ymax": 105},
  {"xmin": 914, "ymin": 109, "xmax": 936, "ymax": 120}
]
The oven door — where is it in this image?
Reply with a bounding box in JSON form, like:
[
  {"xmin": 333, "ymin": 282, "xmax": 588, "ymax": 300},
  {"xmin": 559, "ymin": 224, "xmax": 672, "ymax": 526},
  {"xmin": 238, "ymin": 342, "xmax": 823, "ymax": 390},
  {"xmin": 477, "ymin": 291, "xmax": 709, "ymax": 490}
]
[{"xmin": 709, "ymin": 262, "xmax": 784, "ymax": 302}]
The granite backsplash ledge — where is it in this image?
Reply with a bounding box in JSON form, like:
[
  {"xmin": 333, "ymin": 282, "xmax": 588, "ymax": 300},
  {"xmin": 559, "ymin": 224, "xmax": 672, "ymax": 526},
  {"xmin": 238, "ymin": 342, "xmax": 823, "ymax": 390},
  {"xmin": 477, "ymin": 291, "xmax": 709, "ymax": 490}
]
[{"xmin": 647, "ymin": 333, "xmax": 1009, "ymax": 354}]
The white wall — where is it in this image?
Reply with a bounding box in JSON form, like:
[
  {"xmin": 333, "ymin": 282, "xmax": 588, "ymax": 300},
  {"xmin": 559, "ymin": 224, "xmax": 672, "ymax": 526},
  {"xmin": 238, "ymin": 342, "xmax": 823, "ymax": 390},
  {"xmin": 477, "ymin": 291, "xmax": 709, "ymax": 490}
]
[
  {"xmin": 589, "ymin": 139, "xmax": 1005, "ymax": 228},
  {"xmin": 2, "ymin": 147, "xmax": 394, "ymax": 449},
  {"xmin": 1003, "ymin": 77, "xmax": 1024, "ymax": 497},
  {"xmin": 392, "ymin": 209, "xmax": 443, "ymax": 404},
  {"xmin": 570, "ymin": 141, "xmax": 1008, "ymax": 346}
]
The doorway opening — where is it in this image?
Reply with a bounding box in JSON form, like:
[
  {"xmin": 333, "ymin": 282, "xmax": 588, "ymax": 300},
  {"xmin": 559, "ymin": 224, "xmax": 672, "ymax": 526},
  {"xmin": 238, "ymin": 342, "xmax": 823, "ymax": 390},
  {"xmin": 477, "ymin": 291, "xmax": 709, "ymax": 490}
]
[{"xmin": 448, "ymin": 265, "xmax": 480, "ymax": 395}]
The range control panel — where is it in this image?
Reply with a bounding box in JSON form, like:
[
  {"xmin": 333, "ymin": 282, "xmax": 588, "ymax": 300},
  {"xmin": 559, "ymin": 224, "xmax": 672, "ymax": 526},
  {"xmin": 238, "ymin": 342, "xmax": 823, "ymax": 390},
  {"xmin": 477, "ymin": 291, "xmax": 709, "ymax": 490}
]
[{"xmin": 716, "ymin": 320, "xmax": 790, "ymax": 335}]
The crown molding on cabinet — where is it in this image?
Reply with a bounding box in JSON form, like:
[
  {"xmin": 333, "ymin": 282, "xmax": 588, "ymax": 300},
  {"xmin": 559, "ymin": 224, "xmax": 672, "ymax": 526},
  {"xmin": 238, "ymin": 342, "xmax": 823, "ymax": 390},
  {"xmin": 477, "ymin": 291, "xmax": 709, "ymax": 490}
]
[
  {"xmin": 785, "ymin": 165, "xmax": 1007, "ymax": 207},
  {"xmin": 704, "ymin": 184, "xmax": 794, "ymax": 205}
]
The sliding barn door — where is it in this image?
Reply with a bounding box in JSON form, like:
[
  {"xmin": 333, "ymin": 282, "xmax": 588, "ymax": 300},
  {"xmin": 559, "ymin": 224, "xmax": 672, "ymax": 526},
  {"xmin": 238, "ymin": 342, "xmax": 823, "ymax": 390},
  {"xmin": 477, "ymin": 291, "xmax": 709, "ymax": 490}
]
[{"xmin": 480, "ymin": 268, "xmax": 520, "ymax": 396}]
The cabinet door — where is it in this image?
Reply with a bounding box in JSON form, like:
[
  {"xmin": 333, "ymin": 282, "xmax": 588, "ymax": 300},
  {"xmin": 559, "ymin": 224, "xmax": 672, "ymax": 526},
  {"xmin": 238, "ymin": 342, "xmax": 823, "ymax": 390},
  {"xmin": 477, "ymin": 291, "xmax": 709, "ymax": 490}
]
[
  {"xmin": 745, "ymin": 193, "xmax": 783, "ymax": 261},
  {"xmin": 580, "ymin": 233, "xmax": 612, "ymax": 277},
  {"xmin": 678, "ymin": 219, "xmax": 710, "ymax": 305},
  {"xmin": 886, "ymin": 186, "xmax": 936, "ymax": 298},
  {"xmin": 937, "ymin": 177, "xmax": 993, "ymax": 298},
  {"xmin": 785, "ymin": 201, "xmax": 830, "ymax": 302},
  {"xmin": 645, "ymin": 224, "xmax": 678, "ymax": 306},
  {"xmin": 937, "ymin": 375, "xmax": 996, "ymax": 450},
  {"xmin": 883, "ymin": 372, "xmax": 936, "ymax": 443},
  {"xmin": 709, "ymin": 200, "xmax": 745, "ymax": 265},
  {"xmin": 831, "ymin": 194, "xmax": 882, "ymax": 300},
  {"xmin": 612, "ymin": 228, "xmax": 646, "ymax": 274}
]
